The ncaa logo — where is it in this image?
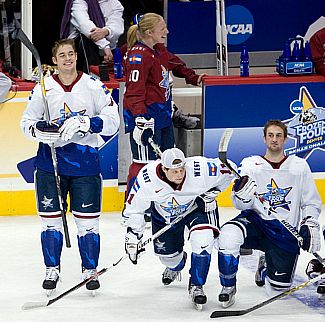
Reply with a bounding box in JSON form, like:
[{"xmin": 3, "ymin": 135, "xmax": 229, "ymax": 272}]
[
  {"xmin": 290, "ymin": 100, "xmax": 303, "ymax": 114},
  {"xmin": 226, "ymin": 5, "xmax": 254, "ymax": 45}
]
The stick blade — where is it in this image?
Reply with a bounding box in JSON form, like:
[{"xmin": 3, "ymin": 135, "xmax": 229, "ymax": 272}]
[
  {"xmin": 210, "ymin": 309, "xmax": 246, "ymax": 318},
  {"xmin": 22, "ymin": 301, "xmax": 48, "ymax": 310},
  {"xmin": 218, "ymin": 128, "xmax": 233, "ymax": 153}
]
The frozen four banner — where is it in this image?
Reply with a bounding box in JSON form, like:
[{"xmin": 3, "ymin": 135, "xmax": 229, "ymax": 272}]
[{"xmin": 203, "ymin": 78, "xmax": 325, "ymax": 175}]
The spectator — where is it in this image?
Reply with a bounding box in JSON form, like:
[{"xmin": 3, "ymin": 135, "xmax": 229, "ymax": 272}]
[
  {"xmin": 0, "ymin": 72, "xmax": 12, "ymax": 102},
  {"xmin": 310, "ymin": 27, "xmax": 325, "ymax": 76},
  {"xmin": 60, "ymin": 0, "xmax": 124, "ymax": 72}
]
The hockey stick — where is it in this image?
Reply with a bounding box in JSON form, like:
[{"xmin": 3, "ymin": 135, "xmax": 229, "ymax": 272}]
[
  {"xmin": 220, "ymin": 0, "xmax": 228, "ymax": 76},
  {"xmin": 210, "ymin": 272, "xmax": 325, "ymax": 318},
  {"xmin": 218, "ymin": 128, "xmax": 324, "ymax": 264},
  {"xmin": 12, "ymin": 27, "xmax": 71, "ymax": 248},
  {"xmin": 21, "ymin": 209, "xmax": 190, "ymax": 310},
  {"xmin": 148, "ymin": 137, "xmax": 163, "ymax": 157},
  {"xmin": 215, "ymin": 0, "xmax": 222, "ymax": 76}
]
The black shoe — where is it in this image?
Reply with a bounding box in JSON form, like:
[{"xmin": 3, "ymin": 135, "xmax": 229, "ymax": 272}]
[{"xmin": 42, "ymin": 266, "xmax": 60, "ymax": 290}]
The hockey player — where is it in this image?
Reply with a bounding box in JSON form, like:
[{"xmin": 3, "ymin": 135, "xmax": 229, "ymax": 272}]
[
  {"xmin": 217, "ymin": 120, "xmax": 322, "ymax": 307},
  {"xmin": 121, "ymin": 13, "xmax": 207, "ymax": 225},
  {"xmin": 20, "ymin": 39, "xmax": 120, "ymax": 295},
  {"xmin": 124, "ymin": 147, "xmax": 236, "ymax": 309}
]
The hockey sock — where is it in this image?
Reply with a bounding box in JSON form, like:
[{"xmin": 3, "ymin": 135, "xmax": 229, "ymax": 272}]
[
  {"xmin": 41, "ymin": 229, "xmax": 63, "ymax": 267},
  {"xmin": 189, "ymin": 251, "xmax": 211, "ymax": 286},
  {"xmin": 218, "ymin": 252, "xmax": 239, "ymax": 287},
  {"xmin": 78, "ymin": 232, "xmax": 100, "ymax": 269}
]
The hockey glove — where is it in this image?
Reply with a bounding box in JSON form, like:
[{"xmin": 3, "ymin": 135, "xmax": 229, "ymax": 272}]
[
  {"xmin": 196, "ymin": 189, "xmax": 220, "ymax": 213},
  {"xmin": 60, "ymin": 115, "xmax": 90, "ymax": 141},
  {"xmin": 233, "ymin": 175, "xmax": 257, "ymax": 203},
  {"xmin": 305, "ymin": 259, "xmax": 325, "ymax": 279},
  {"xmin": 30, "ymin": 121, "xmax": 61, "ymax": 144},
  {"xmin": 133, "ymin": 116, "xmax": 154, "ymax": 146},
  {"xmin": 125, "ymin": 228, "xmax": 145, "ymax": 265},
  {"xmin": 299, "ymin": 216, "xmax": 321, "ymax": 253}
]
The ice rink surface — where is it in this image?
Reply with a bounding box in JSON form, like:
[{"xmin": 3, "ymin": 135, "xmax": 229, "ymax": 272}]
[{"xmin": 1, "ymin": 206, "xmax": 324, "ymax": 322}]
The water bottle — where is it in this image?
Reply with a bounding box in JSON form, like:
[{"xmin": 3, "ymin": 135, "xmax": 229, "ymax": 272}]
[
  {"xmin": 113, "ymin": 47, "xmax": 123, "ymax": 79},
  {"xmin": 291, "ymin": 41, "xmax": 300, "ymax": 61},
  {"xmin": 304, "ymin": 41, "xmax": 312, "ymax": 61},
  {"xmin": 240, "ymin": 45, "xmax": 249, "ymax": 77}
]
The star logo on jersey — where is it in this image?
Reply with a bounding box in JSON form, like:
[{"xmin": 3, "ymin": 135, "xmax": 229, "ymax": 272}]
[
  {"xmin": 259, "ymin": 178, "xmax": 292, "ymax": 211},
  {"xmin": 284, "ymin": 86, "xmax": 325, "ymax": 159},
  {"xmin": 41, "ymin": 196, "xmax": 54, "ymax": 210},
  {"xmin": 51, "ymin": 102, "xmax": 86, "ymax": 126},
  {"xmin": 159, "ymin": 65, "xmax": 169, "ymax": 100},
  {"xmin": 154, "ymin": 239, "xmax": 166, "ymax": 252},
  {"xmin": 160, "ymin": 197, "xmax": 192, "ymax": 222}
]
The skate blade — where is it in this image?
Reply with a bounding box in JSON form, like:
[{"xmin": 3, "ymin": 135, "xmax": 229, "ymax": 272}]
[
  {"xmin": 194, "ymin": 303, "xmax": 203, "ymax": 311},
  {"xmin": 46, "ymin": 289, "xmax": 56, "ymax": 297},
  {"xmin": 221, "ymin": 298, "xmax": 235, "ymax": 308}
]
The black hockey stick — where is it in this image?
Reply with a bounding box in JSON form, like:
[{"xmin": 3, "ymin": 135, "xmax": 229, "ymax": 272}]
[
  {"xmin": 12, "ymin": 27, "xmax": 71, "ymax": 248},
  {"xmin": 210, "ymin": 272, "xmax": 325, "ymax": 318},
  {"xmin": 21, "ymin": 209, "xmax": 190, "ymax": 310},
  {"xmin": 218, "ymin": 128, "xmax": 324, "ymax": 264}
]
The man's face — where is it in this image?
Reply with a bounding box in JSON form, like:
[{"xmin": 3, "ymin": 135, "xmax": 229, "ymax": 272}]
[
  {"xmin": 264, "ymin": 125, "xmax": 287, "ymax": 153},
  {"xmin": 149, "ymin": 18, "xmax": 169, "ymax": 45},
  {"xmin": 163, "ymin": 166, "xmax": 185, "ymax": 185},
  {"xmin": 52, "ymin": 44, "xmax": 77, "ymax": 72}
]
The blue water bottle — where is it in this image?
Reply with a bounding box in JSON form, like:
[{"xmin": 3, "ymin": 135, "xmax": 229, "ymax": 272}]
[
  {"xmin": 304, "ymin": 41, "xmax": 312, "ymax": 61},
  {"xmin": 114, "ymin": 47, "xmax": 123, "ymax": 79},
  {"xmin": 291, "ymin": 41, "xmax": 300, "ymax": 61},
  {"xmin": 240, "ymin": 45, "xmax": 249, "ymax": 77}
]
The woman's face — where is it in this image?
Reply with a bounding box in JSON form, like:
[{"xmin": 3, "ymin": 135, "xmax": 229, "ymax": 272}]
[{"xmin": 149, "ymin": 18, "xmax": 169, "ymax": 45}]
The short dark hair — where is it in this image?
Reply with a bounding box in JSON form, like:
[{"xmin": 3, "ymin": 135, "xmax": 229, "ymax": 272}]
[
  {"xmin": 52, "ymin": 39, "xmax": 76, "ymax": 58},
  {"xmin": 263, "ymin": 120, "xmax": 287, "ymax": 138}
]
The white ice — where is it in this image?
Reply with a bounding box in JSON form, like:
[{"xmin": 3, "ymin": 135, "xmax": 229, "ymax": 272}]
[{"xmin": 1, "ymin": 207, "xmax": 324, "ymax": 322}]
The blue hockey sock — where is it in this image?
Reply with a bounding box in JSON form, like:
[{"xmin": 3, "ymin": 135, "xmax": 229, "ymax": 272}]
[
  {"xmin": 189, "ymin": 251, "xmax": 211, "ymax": 286},
  {"xmin": 41, "ymin": 229, "xmax": 63, "ymax": 267},
  {"xmin": 78, "ymin": 232, "xmax": 100, "ymax": 269},
  {"xmin": 218, "ymin": 252, "xmax": 239, "ymax": 287},
  {"xmin": 170, "ymin": 252, "xmax": 187, "ymax": 271}
]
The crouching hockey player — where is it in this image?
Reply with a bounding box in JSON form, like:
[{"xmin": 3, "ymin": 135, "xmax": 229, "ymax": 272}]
[
  {"xmin": 124, "ymin": 147, "xmax": 235, "ymax": 309},
  {"xmin": 306, "ymin": 225, "xmax": 325, "ymax": 300},
  {"xmin": 217, "ymin": 120, "xmax": 322, "ymax": 308}
]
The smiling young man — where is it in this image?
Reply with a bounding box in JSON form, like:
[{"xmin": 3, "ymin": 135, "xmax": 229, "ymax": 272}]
[
  {"xmin": 216, "ymin": 120, "xmax": 322, "ymax": 307},
  {"xmin": 20, "ymin": 39, "xmax": 120, "ymax": 295},
  {"xmin": 123, "ymin": 147, "xmax": 235, "ymax": 309}
]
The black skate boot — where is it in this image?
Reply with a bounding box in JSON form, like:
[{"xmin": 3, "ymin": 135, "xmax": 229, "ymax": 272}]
[
  {"xmin": 42, "ymin": 266, "xmax": 60, "ymax": 296},
  {"xmin": 219, "ymin": 286, "xmax": 236, "ymax": 308},
  {"xmin": 82, "ymin": 267, "xmax": 100, "ymax": 295},
  {"xmin": 188, "ymin": 283, "xmax": 207, "ymax": 310}
]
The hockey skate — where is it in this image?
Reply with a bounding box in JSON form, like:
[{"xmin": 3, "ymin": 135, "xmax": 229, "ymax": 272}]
[
  {"xmin": 162, "ymin": 267, "xmax": 182, "ymax": 285},
  {"xmin": 255, "ymin": 253, "xmax": 267, "ymax": 287},
  {"xmin": 42, "ymin": 266, "xmax": 60, "ymax": 297},
  {"xmin": 317, "ymin": 280, "xmax": 325, "ymax": 300},
  {"xmin": 82, "ymin": 268, "xmax": 100, "ymax": 296},
  {"xmin": 188, "ymin": 284, "xmax": 207, "ymax": 311},
  {"xmin": 218, "ymin": 286, "xmax": 236, "ymax": 308}
]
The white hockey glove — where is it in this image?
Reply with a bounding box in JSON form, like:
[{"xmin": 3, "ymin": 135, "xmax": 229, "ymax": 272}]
[
  {"xmin": 125, "ymin": 228, "xmax": 145, "ymax": 265},
  {"xmin": 299, "ymin": 216, "xmax": 321, "ymax": 253},
  {"xmin": 233, "ymin": 175, "xmax": 257, "ymax": 203},
  {"xmin": 60, "ymin": 115, "xmax": 90, "ymax": 141},
  {"xmin": 196, "ymin": 189, "xmax": 220, "ymax": 213},
  {"xmin": 305, "ymin": 259, "xmax": 325, "ymax": 279},
  {"xmin": 30, "ymin": 121, "xmax": 61, "ymax": 144},
  {"xmin": 133, "ymin": 116, "xmax": 154, "ymax": 146}
]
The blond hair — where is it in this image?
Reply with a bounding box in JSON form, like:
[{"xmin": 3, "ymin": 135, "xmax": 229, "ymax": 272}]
[{"xmin": 127, "ymin": 13, "xmax": 164, "ymax": 48}]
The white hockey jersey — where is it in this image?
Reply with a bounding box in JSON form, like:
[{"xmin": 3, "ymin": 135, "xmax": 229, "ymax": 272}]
[
  {"xmin": 125, "ymin": 156, "xmax": 236, "ymax": 235},
  {"xmin": 20, "ymin": 72, "xmax": 120, "ymax": 176},
  {"xmin": 232, "ymin": 155, "xmax": 321, "ymax": 229}
]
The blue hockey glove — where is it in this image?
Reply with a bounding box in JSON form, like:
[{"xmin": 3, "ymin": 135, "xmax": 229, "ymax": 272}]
[
  {"xmin": 133, "ymin": 116, "xmax": 154, "ymax": 146},
  {"xmin": 299, "ymin": 216, "xmax": 321, "ymax": 253},
  {"xmin": 233, "ymin": 175, "xmax": 257, "ymax": 203},
  {"xmin": 30, "ymin": 121, "xmax": 61, "ymax": 144},
  {"xmin": 196, "ymin": 189, "xmax": 219, "ymax": 213}
]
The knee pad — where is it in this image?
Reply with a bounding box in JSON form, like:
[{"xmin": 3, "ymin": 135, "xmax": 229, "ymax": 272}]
[
  {"xmin": 40, "ymin": 216, "xmax": 63, "ymax": 233},
  {"xmin": 265, "ymin": 278, "xmax": 291, "ymax": 297},
  {"xmin": 159, "ymin": 252, "xmax": 185, "ymax": 270},
  {"xmin": 189, "ymin": 228, "xmax": 214, "ymax": 255},
  {"xmin": 218, "ymin": 223, "xmax": 244, "ymax": 257},
  {"xmin": 74, "ymin": 216, "xmax": 99, "ymax": 236}
]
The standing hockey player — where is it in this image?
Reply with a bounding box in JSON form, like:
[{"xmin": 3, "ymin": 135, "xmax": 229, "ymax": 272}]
[
  {"xmin": 20, "ymin": 39, "xmax": 120, "ymax": 295},
  {"xmin": 122, "ymin": 13, "xmax": 207, "ymax": 225},
  {"xmin": 217, "ymin": 120, "xmax": 322, "ymax": 307},
  {"xmin": 124, "ymin": 147, "xmax": 235, "ymax": 309}
]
